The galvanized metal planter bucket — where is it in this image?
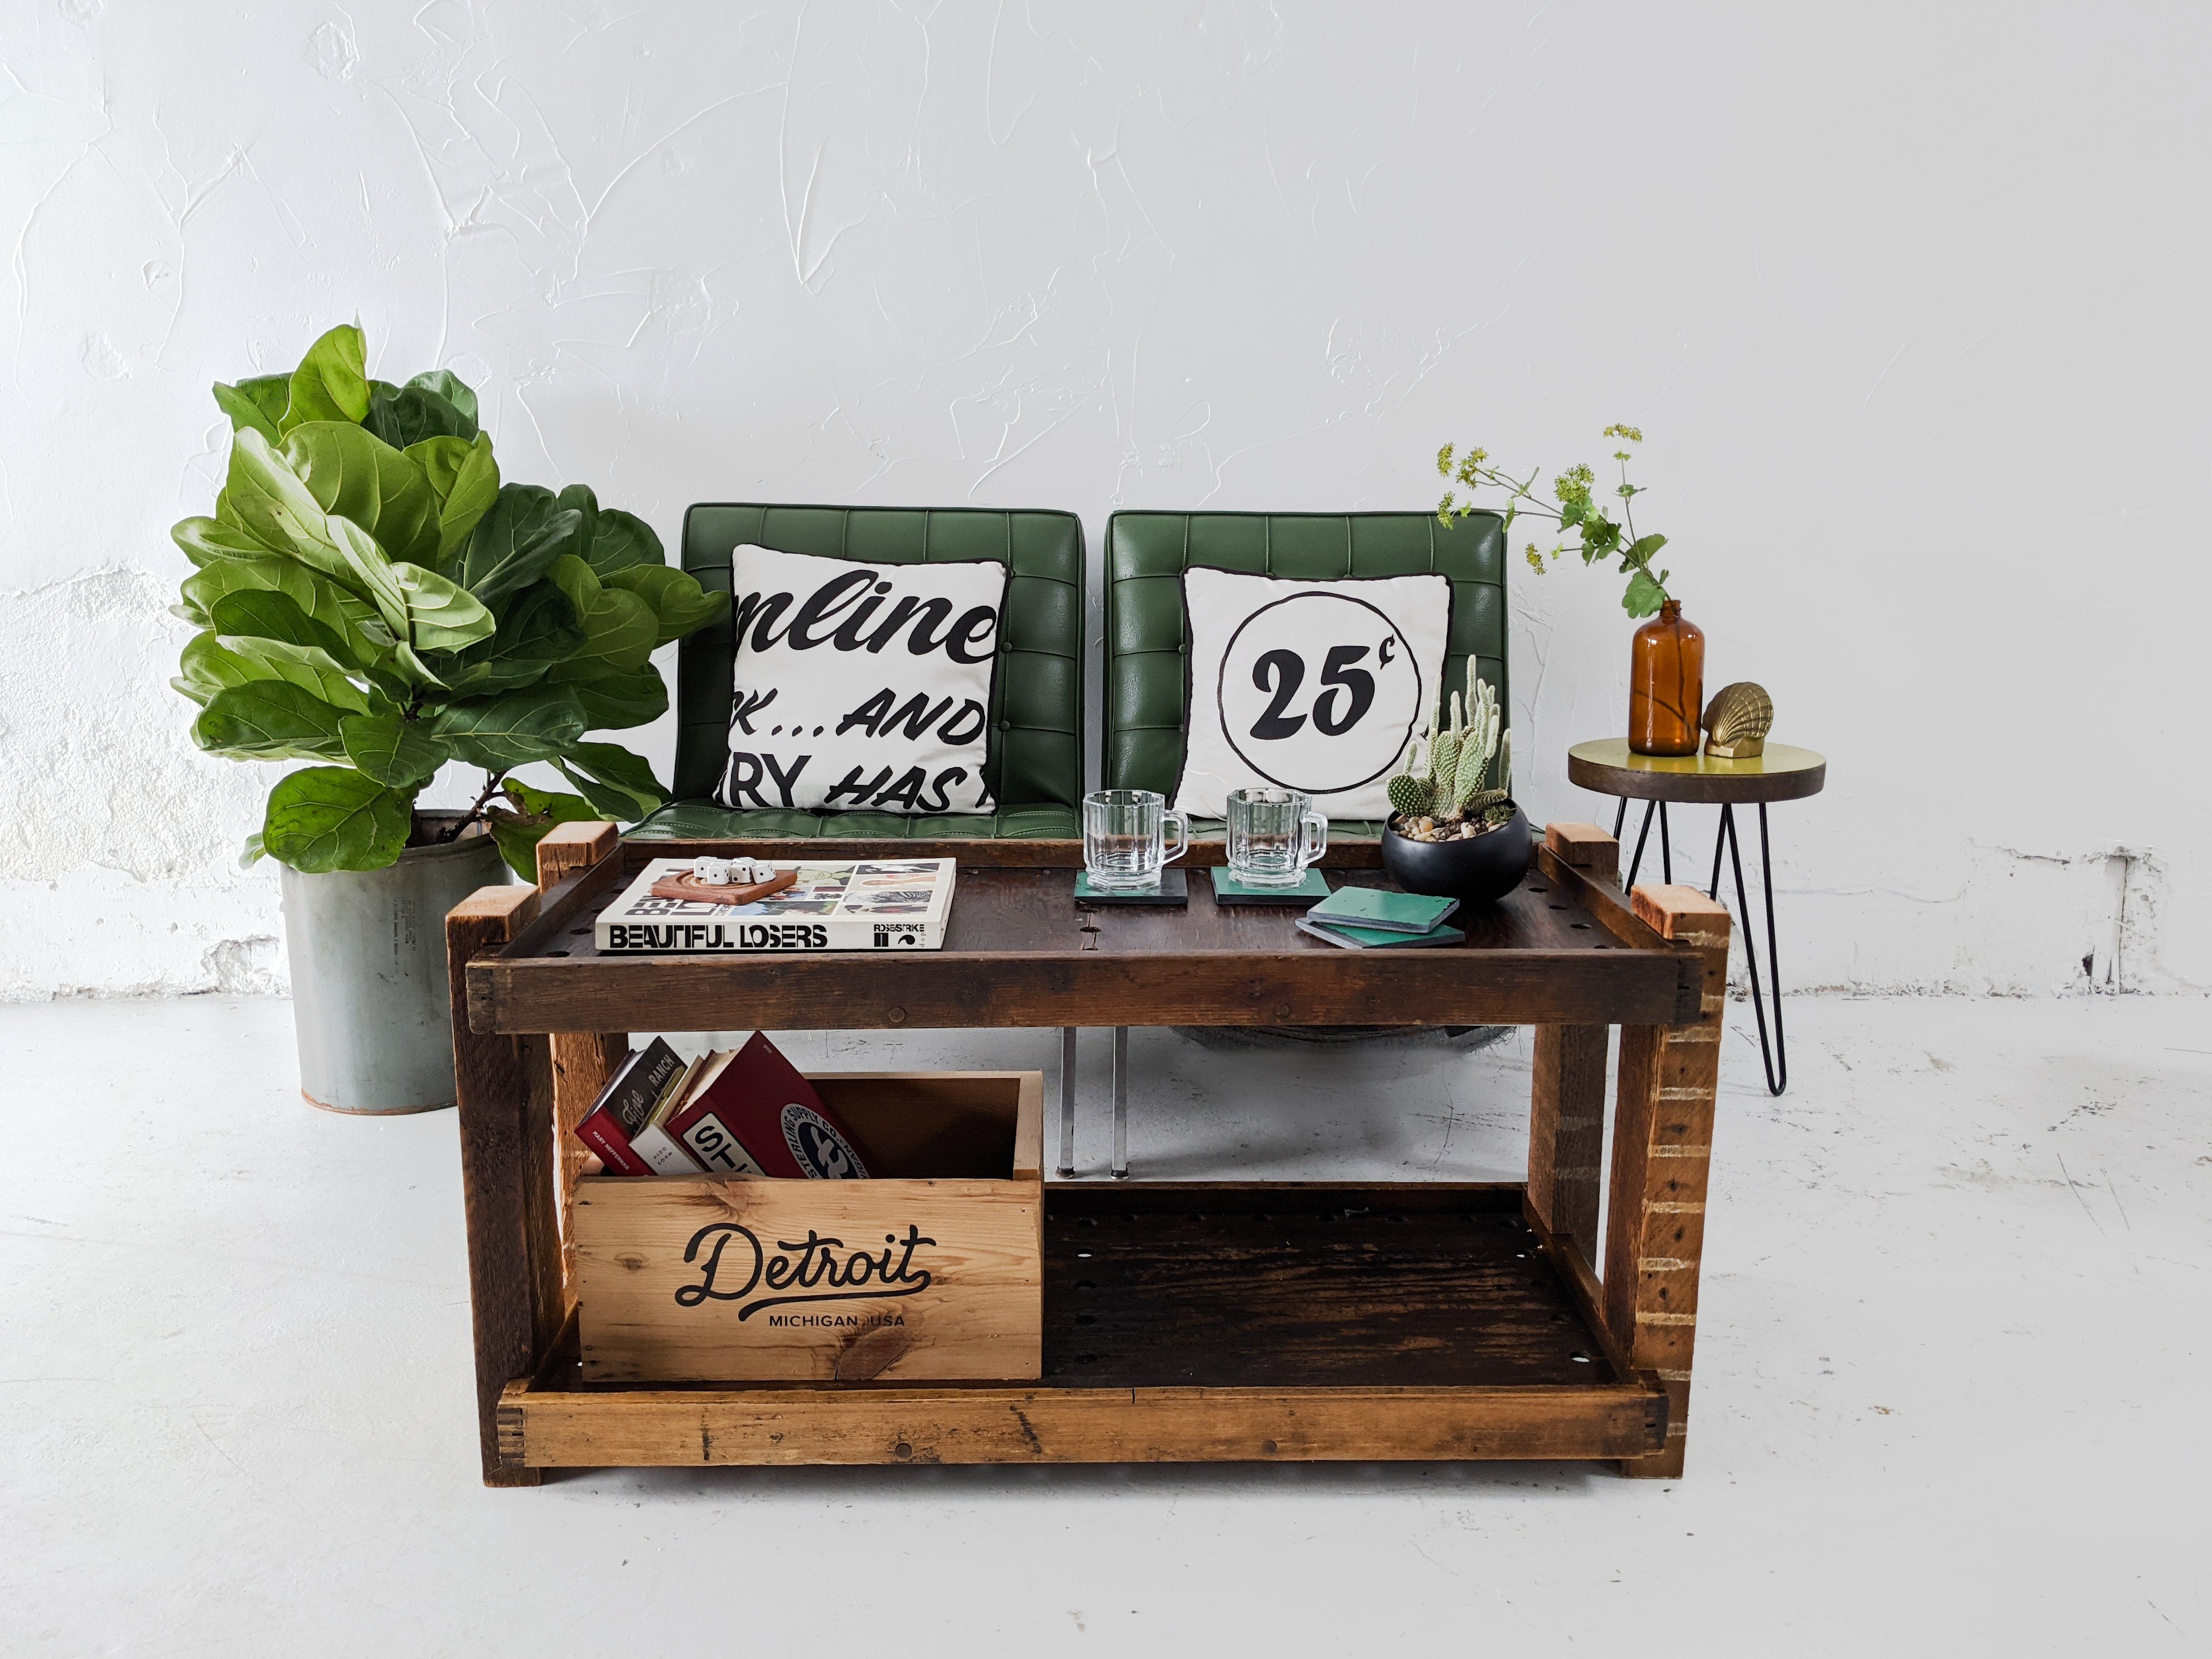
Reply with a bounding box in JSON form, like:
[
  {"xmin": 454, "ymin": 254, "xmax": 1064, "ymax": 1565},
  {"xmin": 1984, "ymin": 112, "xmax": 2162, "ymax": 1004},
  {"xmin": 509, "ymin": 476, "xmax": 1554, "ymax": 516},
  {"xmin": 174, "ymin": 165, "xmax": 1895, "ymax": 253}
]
[{"xmin": 279, "ymin": 816, "xmax": 511, "ymax": 1115}]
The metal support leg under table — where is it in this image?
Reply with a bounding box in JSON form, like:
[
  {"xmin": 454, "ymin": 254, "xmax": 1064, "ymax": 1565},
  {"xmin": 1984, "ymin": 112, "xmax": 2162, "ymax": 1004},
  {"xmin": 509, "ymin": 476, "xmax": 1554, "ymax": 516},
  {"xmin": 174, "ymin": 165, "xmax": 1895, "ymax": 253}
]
[
  {"xmin": 1056, "ymin": 1026, "xmax": 1078, "ymax": 1178},
  {"xmin": 1112, "ymin": 1026, "xmax": 1130, "ymax": 1180}
]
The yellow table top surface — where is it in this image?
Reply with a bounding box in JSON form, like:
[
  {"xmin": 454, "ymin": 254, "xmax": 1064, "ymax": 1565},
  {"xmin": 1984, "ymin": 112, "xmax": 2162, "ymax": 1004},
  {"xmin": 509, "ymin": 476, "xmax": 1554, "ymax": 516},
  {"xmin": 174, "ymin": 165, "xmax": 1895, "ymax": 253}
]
[{"xmin": 1566, "ymin": 739, "xmax": 1827, "ymax": 803}]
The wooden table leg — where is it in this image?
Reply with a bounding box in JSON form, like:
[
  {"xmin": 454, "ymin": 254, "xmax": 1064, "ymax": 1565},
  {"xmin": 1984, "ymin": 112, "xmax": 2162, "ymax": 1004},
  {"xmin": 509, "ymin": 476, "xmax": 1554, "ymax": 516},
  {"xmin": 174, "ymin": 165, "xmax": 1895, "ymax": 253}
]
[
  {"xmin": 448, "ymin": 884, "xmax": 565, "ymax": 1487},
  {"xmin": 1604, "ymin": 881, "xmax": 1731, "ymax": 1478},
  {"xmin": 1529, "ymin": 1025, "xmax": 1609, "ymax": 1249},
  {"xmin": 534, "ymin": 823, "xmax": 626, "ymax": 1304},
  {"xmin": 1528, "ymin": 823, "xmax": 1620, "ymax": 1253}
]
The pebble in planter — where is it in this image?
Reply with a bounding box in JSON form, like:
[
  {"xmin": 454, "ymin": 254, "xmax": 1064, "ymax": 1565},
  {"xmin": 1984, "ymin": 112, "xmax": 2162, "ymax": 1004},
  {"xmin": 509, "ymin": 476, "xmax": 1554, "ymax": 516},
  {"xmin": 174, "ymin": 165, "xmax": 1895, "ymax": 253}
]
[{"xmin": 172, "ymin": 323, "xmax": 729, "ymax": 1113}]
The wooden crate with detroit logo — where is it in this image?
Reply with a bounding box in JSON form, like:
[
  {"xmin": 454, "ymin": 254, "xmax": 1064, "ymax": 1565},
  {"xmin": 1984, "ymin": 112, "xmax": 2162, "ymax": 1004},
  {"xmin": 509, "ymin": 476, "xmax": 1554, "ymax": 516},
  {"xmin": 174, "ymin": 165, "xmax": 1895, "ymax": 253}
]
[{"xmin": 572, "ymin": 1071, "xmax": 1043, "ymax": 1384}]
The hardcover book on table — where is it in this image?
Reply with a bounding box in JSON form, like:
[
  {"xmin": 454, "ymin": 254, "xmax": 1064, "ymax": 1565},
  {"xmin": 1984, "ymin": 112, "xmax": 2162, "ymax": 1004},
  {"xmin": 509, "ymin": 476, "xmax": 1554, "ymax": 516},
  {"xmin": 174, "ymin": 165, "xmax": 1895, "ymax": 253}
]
[
  {"xmin": 1303, "ymin": 887, "xmax": 1459, "ymax": 935},
  {"xmin": 1295, "ymin": 916, "xmax": 1466, "ymax": 950},
  {"xmin": 596, "ymin": 858, "xmax": 956, "ymax": 953}
]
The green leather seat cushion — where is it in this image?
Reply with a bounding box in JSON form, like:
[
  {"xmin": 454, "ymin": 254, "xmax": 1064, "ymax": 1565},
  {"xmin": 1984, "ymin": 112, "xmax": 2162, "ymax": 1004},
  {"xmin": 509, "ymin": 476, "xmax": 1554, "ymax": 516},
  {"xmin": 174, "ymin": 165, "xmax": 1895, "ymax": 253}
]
[
  {"xmin": 628, "ymin": 807, "xmax": 1382, "ymax": 843},
  {"xmin": 631, "ymin": 801, "xmax": 1079, "ymax": 841}
]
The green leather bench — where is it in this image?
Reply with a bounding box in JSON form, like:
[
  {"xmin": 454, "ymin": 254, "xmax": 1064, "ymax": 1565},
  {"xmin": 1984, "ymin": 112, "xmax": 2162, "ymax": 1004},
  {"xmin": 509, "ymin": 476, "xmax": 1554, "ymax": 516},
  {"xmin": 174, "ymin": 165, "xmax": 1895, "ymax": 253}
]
[
  {"xmin": 623, "ymin": 502, "xmax": 1511, "ymax": 1178},
  {"xmin": 628, "ymin": 504, "xmax": 1085, "ymax": 842},
  {"xmin": 1102, "ymin": 508, "xmax": 1510, "ymax": 840}
]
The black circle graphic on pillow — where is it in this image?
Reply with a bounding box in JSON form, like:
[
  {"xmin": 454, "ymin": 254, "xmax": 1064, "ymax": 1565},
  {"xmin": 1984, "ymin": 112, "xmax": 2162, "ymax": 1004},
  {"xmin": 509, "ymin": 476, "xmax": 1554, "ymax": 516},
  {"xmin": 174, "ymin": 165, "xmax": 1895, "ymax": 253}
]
[{"xmin": 1217, "ymin": 592, "xmax": 1427, "ymax": 795}]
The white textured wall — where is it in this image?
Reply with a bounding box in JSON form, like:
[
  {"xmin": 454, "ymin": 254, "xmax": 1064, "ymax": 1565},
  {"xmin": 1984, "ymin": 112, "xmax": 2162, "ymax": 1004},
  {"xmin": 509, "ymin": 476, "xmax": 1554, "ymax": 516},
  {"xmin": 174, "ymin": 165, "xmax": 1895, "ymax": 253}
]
[{"xmin": 3, "ymin": 1, "xmax": 2206, "ymax": 998}]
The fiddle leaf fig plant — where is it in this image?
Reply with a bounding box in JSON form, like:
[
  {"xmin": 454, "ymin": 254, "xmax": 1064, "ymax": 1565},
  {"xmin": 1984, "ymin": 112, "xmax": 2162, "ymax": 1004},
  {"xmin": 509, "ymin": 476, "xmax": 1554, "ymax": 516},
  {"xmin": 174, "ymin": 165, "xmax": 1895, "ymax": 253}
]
[
  {"xmin": 1435, "ymin": 424, "xmax": 1676, "ymax": 618},
  {"xmin": 173, "ymin": 323, "xmax": 728, "ymax": 877}
]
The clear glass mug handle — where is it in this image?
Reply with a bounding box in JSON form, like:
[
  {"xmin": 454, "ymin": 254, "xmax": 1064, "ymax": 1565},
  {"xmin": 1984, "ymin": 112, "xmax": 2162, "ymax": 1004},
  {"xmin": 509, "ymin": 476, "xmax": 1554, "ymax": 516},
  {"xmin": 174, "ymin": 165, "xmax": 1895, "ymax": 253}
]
[
  {"xmin": 1300, "ymin": 811, "xmax": 1328, "ymax": 867},
  {"xmin": 1160, "ymin": 809, "xmax": 1189, "ymax": 866}
]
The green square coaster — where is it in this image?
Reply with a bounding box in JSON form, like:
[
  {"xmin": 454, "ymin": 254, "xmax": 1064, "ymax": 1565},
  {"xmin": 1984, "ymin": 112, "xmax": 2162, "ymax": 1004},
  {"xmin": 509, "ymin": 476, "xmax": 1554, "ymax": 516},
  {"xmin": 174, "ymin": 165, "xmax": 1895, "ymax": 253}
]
[
  {"xmin": 1074, "ymin": 869, "xmax": 1188, "ymax": 906},
  {"xmin": 1209, "ymin": 867, "xmax": 1332, "ymax": 906}
]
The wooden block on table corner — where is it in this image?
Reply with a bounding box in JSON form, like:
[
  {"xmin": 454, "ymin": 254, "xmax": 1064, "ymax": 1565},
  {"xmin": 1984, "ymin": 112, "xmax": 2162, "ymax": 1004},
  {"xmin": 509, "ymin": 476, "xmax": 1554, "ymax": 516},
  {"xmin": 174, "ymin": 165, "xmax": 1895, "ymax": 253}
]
[
  {"xmin": 1629, "ymin": 884, "xmax": 1730, "ymax": 941},
  {"xmin": 451, "ymin": 884, "xmax": 539, "ymax": 928},
  {"xmin": 1544, "ymin": 821, "xmax": 1619, "ymax": 870},
  {"xmin": 536, "ymin": 821, "xmax": 619, "ymax": 884}
]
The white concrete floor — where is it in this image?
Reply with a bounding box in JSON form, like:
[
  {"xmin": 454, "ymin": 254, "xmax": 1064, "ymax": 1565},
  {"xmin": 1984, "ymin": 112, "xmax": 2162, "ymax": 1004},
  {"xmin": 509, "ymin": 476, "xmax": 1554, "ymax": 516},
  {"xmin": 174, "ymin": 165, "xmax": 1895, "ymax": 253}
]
[{"xmin": 3, "ymin": 995, "xmax": 2208, "ymax": 1656}]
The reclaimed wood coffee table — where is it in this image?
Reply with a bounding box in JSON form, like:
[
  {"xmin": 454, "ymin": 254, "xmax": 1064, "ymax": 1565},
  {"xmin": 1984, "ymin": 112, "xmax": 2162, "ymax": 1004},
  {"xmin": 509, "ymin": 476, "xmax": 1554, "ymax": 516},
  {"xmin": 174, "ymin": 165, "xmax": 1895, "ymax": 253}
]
[{"xmin": 447, "ymin": 820, "xmax": 1734, "ymax": 1485}]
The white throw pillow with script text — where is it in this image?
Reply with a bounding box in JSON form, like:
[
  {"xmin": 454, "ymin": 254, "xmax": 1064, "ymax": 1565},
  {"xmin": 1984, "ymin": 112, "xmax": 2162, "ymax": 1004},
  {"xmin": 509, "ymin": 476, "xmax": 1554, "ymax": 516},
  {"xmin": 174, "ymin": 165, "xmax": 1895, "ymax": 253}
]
[
  {"xmin": 718, "ymin": 545, "xmax": 1008, "ymax": 816},
  {"xmin": 1172, "ymin": 566, "xmax": 1452, "ymax": 821}
]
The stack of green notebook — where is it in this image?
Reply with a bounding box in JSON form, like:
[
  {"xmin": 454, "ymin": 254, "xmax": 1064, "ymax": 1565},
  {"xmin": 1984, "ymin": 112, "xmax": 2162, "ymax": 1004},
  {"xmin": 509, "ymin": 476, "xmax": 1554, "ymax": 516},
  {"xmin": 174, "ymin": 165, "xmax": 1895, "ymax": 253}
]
[{"xmin": 1296, "ymin": 888, "xmax": 1463, "ymax": 949}]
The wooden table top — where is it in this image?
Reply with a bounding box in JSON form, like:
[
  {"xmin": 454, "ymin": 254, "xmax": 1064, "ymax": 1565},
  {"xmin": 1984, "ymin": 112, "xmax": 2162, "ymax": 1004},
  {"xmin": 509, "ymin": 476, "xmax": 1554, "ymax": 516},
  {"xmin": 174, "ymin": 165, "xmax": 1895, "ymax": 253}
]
[
  {"xmin": 468, "ymin": 846, "xmax": 1703, "ymax": 1036},
  {"xmin": 1566, "ymin": 738, "xmax": 1827, "ymax": 804}
]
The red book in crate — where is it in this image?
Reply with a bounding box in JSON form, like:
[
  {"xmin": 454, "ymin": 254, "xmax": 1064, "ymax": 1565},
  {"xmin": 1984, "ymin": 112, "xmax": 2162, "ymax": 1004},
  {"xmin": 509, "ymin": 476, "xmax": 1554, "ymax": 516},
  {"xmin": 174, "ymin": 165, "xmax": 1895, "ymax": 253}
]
[
  {"xmin": 664, "ymin": 1031, "xmax": 873, "ymax": 1179},
  {"xmin": 572, "ymin": 1037, "xmax": 686, "ymax": 1177}
]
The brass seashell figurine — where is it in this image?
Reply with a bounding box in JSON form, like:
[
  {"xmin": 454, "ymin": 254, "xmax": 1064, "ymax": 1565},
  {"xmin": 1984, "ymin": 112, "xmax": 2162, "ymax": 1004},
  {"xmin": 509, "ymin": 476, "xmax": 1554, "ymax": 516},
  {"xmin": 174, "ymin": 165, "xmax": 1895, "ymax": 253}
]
[{"xmin": 1701, "ymin": 681, "xmax": 1774, "ymax": 759}]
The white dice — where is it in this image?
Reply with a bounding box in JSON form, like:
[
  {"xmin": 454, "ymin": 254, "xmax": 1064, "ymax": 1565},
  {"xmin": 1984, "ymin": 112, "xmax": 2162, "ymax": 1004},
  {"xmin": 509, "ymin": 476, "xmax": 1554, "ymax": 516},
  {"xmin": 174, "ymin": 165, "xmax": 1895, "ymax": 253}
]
[{"xmin": 693, "ymin": 856, "xmax": 779, "ymax": 885}]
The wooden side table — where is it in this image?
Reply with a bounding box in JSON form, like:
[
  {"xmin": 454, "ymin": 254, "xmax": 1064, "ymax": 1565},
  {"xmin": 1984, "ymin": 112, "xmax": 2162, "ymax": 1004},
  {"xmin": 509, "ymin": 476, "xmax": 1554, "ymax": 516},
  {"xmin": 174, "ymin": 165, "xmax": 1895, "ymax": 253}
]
[{"xmin": 1567, "ymin": 739, "xmax": 1827, "ymax": 1097}]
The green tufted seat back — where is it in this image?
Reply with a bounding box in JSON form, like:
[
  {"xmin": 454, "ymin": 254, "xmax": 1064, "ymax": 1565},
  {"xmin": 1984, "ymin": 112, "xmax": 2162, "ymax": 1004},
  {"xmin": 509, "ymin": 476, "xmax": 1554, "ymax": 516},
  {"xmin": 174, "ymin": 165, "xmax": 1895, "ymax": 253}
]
[
  {"xmin": 632, "ymin": 505, "xmax": 1085, "ymax": 841},
  {"xmin": 1103, "ymin": 510, "xmax": 1509, "ymax": 834}
]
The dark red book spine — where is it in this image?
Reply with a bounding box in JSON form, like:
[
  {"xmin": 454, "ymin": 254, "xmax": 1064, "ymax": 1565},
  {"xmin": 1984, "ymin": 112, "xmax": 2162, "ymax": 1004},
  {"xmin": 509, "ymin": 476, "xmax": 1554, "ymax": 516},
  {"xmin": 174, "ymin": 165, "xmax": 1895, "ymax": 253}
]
[{"xmin": 575, "ymin": 1110, "xmax": 652, "ymax": 1177}]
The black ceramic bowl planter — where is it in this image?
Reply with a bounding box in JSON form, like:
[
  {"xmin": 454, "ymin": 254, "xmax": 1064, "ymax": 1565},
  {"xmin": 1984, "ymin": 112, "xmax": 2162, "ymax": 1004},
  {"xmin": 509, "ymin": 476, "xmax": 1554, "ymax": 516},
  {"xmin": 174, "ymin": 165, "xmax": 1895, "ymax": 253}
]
[{"xmin": 1381, "ymin": 803, "xmax": 1533, "ymax": 906}]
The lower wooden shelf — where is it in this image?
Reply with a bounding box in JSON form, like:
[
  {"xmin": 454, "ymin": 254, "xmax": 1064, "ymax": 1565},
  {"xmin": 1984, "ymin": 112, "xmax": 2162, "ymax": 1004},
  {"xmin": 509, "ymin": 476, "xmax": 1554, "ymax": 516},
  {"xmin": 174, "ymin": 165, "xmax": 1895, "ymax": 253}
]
[{"xmin": 498, "ymin": 1183, "xmax": 1666, "ymax": 1468}]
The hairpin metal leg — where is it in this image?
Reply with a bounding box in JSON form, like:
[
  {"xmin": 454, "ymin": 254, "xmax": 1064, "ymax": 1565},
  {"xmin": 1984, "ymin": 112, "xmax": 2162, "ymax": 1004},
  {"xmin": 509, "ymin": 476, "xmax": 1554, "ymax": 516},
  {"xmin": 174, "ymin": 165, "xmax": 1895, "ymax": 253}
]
[
  {"xmin": 1111, "ymin": 1026, "xmax": 1130, "ymax": 1180},
  {"xmin": 1056, "ymin": 1026, "xmax": 1078, "ymax": 1178},
  {"xmin": 1624, "ymin": 799, "xmax": 1673, "ymax": 887},
  {"xmin": 1708, "ymin": 802, "xmax": 1789, "ymax": 1096}
]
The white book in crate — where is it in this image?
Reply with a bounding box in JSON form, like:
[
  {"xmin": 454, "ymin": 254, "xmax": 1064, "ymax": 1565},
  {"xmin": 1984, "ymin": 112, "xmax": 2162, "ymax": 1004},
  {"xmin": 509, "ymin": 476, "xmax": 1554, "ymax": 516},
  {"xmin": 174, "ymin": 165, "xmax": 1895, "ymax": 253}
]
[{"xmin": 594, "ymin": 858, "xmax": 957, "ymax": 954}]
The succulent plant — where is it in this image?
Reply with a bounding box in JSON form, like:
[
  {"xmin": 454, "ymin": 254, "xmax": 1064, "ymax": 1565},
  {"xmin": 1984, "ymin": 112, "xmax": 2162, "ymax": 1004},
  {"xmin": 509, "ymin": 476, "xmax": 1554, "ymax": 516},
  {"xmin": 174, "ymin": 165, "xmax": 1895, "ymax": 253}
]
[{"xmin": 1386, "ymin": 660, "xmax": 1512, "ymax": 834}]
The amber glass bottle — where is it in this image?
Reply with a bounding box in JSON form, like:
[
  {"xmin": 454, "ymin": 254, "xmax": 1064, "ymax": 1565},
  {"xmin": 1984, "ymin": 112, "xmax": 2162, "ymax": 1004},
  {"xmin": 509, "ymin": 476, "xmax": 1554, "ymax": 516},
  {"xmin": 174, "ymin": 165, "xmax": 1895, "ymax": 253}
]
[{"xmin": 1628, "ymin": 600, "xmax": 1704, "ymax": 755}]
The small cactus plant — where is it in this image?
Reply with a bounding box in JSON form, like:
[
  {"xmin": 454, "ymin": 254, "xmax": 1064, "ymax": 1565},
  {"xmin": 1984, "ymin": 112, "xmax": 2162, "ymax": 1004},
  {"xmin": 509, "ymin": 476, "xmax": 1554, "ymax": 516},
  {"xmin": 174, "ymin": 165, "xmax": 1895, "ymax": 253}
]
[{"xmin": 1387, "ymin": 661, "xmax": 1514, "ymax": 840}]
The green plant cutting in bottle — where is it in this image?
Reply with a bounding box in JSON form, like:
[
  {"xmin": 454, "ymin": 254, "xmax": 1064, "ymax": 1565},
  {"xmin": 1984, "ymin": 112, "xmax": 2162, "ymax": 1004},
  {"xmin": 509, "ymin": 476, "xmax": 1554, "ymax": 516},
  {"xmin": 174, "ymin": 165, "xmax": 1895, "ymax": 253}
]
[
  {"xmin": 1434, "ymin": 425, "xmax": 1675, "ymax": 618},
  {"xmin": 171, "ymin": 323, "xmax": 728, "ymax": 877}
]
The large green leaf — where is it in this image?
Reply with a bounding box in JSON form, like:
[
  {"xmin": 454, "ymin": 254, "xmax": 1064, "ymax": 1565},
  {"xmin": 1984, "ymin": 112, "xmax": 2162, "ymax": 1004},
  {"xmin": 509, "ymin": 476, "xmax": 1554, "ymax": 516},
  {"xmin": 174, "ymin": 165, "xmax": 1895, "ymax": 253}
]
[
  {"xmin": 363, "ymin": 380, "xmax": 476, "ymax": 449},
  {"xmin": 405, "ymin": 435, "xmax": 472, "ymax": 499},
  {"xmin": 324, "ymin": 514, "xmax": 410, "ymax": 637},
  {"xmin": 173, "ymin": 632, "xmax": 370, "ymax": 713},
  {"xmin": 392, "ymin": 642, "xmax": 449, "ymax": 690},
  {"xmin": 458, "ymin": 486, "xmax": 583, "ymax": 613},
  {"xmin": 405, "ymin": 433, "xmax": 502, "ymax": 564},
  {"xmin": 212, "ymin": 375, "xmax": 290, "ymax": 444},
  {"xmin": 571, "ymin": 665, "xmax": 668, "ymax": 730},
  {"xmin": 555, "ymin": 741, "xmax": 667, "ymax": 819},
  {"xmin": 338, "ymin": 710, "xmax": 449, "ymax": 790},
  {"xmin": 556, "ymin": 484, "xmax": 599, "ymax": 565},
  {"xmin": 428, "ymin": 579, "xmax": 585, "ymax": 695},
  {"xmin": 181, "ymin": 556, "xmax": 394, "ymax": 668},
  {"xmin": 192, "ymin": 680, "xmax": 353, "ymax": 761},
  {"xmin": 261, "ymin": 766, "xmax": 412, "ymax": 873},
  {"xmin": 390, "ymin": 560, "xmax": 496, "ymax": 651},
  {"xmin": 408, "ymin": 370, "xmax": 478, "ymax": 427},
  {"xmin": 172, "ymin": 516, "xmax": 270, "ymax": 567},
  {"xmin": 603, "ymin": 564, "xmax": 729, "ymax": 646},
  {"xmin": 279, "ymin": 324, "xmax": 370, "ymax": 432},
  {"xmin": 439, "ymin": 433, "xmax": 500, "ymax": 561},
  {"xmin": 280, "ymin": 421, "xmax": 442, "ymax": 566},
  {"xmin": 203, "ymin": 591, "xmax": 354, "ymax": 668},
  {"xmin": 549, "ymin": 551, "xmax": 598, "ymax": 617},
  {"xmin": 587, "ymin": 506, "xmax": 662, "ymax": 575},
  {"xmin": 546, "ymin": 586, "xmax": 656, "ymax": 683},
  {"xmin": 1622, "ymin": 567, "xmax": 1669, "ymax": 619},
  {"xmin": 217, "ymin": 428, "xmax": 359, "ymax": 589},
  {"xmin": 430, "ymin": 686, "xmax": 589, "ymax": 769},
  {"xmin": 483, "ymin": 780, "xmax": 598, "ymax": 880}
]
